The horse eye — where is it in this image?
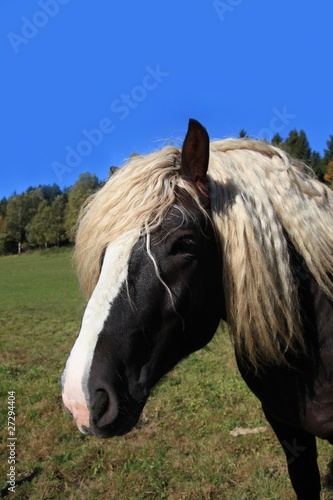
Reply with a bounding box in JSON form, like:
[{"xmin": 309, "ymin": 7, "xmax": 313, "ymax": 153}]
[{"xmin": 170, "ymin": 237, "xmax": 196, "ymax": 256}]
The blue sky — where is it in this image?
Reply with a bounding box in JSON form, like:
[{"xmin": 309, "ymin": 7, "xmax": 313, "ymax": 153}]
[{"xmin": 1, "ymin": 1, "xmax": 332, "ymax": 198}]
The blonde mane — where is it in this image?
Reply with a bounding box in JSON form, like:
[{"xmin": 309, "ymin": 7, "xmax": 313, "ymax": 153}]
[{"xmin": 74, "ymin": 139, "xmax": 333, "ymax": 370}]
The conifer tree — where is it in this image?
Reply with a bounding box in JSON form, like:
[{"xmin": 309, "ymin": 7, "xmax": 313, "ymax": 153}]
[
  {"xmin": 238, "ymin": 129, "xmax": 247, "ymax": 138},
  {"xmin": 271, "ymin": 133, "xmax": 283, "ymax": 146},
  {"xmin": 283, "ymin": 129, "xmax": 311, "ymax": 161},
  {"xmin": 323, "ymin": 135, "xmax": 333, "ymax": 162}
]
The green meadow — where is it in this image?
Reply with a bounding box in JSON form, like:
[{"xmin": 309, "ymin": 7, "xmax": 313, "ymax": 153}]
[{"xmin": 1, "ymin": 251, "xmax": 332, "ymax": 499}]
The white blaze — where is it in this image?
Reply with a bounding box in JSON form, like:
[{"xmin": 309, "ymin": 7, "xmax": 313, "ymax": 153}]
[{"xmin": 61, "ymin": 232, "xmax": 138, "ymax": 432}]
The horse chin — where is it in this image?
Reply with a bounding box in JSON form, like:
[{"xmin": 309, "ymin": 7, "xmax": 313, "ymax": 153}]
[
  {"xmin": 88, "ymin": 420, "xmax": 139, "ymax": 439},
  {"xmin": 86, "ymin": 402, "xmax": 145, "ymax": 439}
]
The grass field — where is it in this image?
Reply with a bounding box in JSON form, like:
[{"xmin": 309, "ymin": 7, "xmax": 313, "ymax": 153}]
[{"xmin": 1, "ymin": 251, "xmax": 333, "ymax": 499}]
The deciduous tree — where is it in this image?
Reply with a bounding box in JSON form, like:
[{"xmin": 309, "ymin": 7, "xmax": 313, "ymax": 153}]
[
  {"xmin": 6, "ymin": 195, "xmax": 32, "ymax": 254},
  {"xmin": 64, "ymin": 173, "xmax": 100, "ymax": 240}
]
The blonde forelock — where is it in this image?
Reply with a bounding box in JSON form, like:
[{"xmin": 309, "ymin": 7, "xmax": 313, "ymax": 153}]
[{"xmin": 74, "ymin": 146, "xmax": 204, "ymax": 299}]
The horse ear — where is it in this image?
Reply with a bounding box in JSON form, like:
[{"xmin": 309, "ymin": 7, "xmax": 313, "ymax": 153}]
[{"xmin": 181, "ymin": 119, "xmax": 210, "ymax": 198}]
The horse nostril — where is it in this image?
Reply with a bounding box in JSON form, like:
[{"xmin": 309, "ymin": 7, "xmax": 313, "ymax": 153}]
[
  {"xmin": 80, "ymin": 425, "xmax": 90, "ymax": 435},
  {"xmin": 91, "ymin": 389, "xmax": 110, "ymax": 425}
]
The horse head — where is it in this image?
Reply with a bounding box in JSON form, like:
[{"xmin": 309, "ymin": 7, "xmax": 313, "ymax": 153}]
[{"xmin": 61, "ymin": 119, "xmax": 224, "ymax": 437}]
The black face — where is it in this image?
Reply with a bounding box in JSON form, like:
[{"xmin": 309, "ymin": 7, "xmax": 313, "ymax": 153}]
[
  {"xmin": 87, "ymin": 199, "xmax": 224, "ymax": 437},
  {"xmin": 62, "ymin": 119, "xmax": 223, "ymax": 438}
]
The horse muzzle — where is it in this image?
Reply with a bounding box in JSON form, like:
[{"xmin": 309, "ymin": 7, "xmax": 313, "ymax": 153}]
[{"xmin": 62, "ymin": 378, "xmax": 145, "ymax": 438}]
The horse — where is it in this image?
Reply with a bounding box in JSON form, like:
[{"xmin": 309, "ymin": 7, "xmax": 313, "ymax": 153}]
[{"xmin": 61, "ymin": 119, "xmax": 333, "ymax": 499}]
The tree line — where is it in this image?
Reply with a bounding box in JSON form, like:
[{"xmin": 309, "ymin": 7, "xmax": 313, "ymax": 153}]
[
  {"xmin": 0, "ymin": 173, "xmax": 101, "ymax": 255},
  {"xmin": 1, "ymin": 128, "xmax": 333, "ymax": 255}
]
